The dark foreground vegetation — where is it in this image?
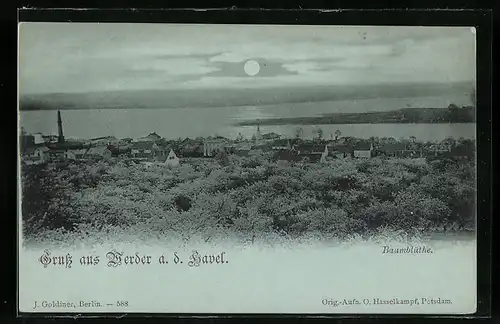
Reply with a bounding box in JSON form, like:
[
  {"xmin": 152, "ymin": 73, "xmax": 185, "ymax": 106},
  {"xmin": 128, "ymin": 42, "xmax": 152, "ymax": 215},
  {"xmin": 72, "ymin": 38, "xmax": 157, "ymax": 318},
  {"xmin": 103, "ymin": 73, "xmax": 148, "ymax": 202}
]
[{"xmin": 21, "ymin": 154, "xmax": 476, "ymax": 245}]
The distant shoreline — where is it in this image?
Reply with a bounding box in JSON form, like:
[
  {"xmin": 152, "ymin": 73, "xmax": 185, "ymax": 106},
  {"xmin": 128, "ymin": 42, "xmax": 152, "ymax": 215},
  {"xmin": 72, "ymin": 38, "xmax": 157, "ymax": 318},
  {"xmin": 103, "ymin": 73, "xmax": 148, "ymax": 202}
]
[
  {"xmin": 236, "ymin": 107, "xmax": 475, "ymax": 126},
  {"xmin": 18, "ymin": 81, "xmax": 475, "ymax": 112},
  {"xmin": 237, "ymin": 120, "xmax": 475, "ymax": 126}
]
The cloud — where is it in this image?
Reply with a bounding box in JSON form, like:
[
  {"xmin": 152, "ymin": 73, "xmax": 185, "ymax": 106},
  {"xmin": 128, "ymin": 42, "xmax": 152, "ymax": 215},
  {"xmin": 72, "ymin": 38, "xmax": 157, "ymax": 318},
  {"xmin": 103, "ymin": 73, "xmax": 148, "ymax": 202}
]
[
  {"xmin": 18, "ymin": 23, "xmax": 475, "ymax": 94},
  {"xmin": 282, "ymin": 61, "xmax": 323, "ymax": 74},
  {"xmin": 205, "ymin": 58, "xmax": 298, "ymax": 78},
  {"xmin": 279, "ymin": 26, "xmax": 471, "ymax": 47},
  {"xmin": 130, "ymin": 57, "xmax": 218, "ymax": 76},
  {"xmin": 152, "ymin": 52, "xmax": 225, "ymax": 60},
  {"xmin": 209, "ymin": 42, "xmax": 393, "ymax": 63}
]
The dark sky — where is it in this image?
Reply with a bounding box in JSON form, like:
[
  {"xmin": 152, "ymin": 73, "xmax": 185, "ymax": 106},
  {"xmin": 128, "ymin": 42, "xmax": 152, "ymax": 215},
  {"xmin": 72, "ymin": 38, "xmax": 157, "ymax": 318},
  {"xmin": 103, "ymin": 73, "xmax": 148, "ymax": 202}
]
[{"xmin": 18, "ymin": 23, "xmax": 476, "ymax": 95}]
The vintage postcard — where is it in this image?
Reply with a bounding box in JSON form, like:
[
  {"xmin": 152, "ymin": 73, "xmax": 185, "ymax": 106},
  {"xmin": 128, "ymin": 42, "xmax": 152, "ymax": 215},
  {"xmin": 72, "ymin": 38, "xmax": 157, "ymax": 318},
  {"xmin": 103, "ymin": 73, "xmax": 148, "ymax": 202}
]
[{"xmin": 18, "ymin": 23, "xmax": 477, "ymax": 314}]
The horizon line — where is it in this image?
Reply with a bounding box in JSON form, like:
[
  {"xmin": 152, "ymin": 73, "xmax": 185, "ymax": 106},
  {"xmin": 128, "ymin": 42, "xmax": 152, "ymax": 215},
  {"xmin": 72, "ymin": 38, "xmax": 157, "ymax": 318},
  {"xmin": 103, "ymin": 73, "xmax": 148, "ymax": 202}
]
[{"xmin": 18, "ymin": 80, "xmax": 475, "ymax": 97}]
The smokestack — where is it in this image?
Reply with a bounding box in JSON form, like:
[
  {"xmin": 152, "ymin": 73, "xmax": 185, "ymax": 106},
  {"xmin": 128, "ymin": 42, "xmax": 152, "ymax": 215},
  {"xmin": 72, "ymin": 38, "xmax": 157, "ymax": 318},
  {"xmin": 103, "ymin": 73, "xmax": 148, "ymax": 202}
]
[{"xmin": 57, "ymin": 110, "xmax": 65, "ymax": 143}]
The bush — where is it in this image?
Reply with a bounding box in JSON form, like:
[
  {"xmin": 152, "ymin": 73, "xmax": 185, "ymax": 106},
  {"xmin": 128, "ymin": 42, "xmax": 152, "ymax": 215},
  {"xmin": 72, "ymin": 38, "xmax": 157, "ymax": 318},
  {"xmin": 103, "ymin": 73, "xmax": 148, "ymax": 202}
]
[
  {"xmin": 393, "ymin": 186, "xmax": 451, "ymax": 231},
  {"xmin": 21, "ymin": 153, "xmax": 476, "ymax": 243},
  {"xmin": 174, "ymin": 194, "xmax": 192, "ymax": 212},
  {"xmin": 215, "ymin": 151, "xmax": 230, "ymax": 167},
  {"xmin": 356, "ymin": 200, "xmax": 399, "ymax": 230}
]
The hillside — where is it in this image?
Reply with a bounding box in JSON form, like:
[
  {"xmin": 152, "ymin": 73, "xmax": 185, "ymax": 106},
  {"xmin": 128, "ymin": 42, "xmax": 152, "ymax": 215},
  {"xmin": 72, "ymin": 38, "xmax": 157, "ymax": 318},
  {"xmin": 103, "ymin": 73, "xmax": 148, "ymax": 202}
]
[{"xmin": 19, "ymin": 81, "xmax": 473, "ymax": 111}]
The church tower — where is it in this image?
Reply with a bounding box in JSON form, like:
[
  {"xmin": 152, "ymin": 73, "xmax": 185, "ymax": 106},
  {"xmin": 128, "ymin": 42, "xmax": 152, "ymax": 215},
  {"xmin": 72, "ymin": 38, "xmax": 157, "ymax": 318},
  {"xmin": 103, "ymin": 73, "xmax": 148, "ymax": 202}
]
[
  {"xmin": 255, "ymin": 119, "xmax": 262, "ymax": 141},
  {"xmin": 57, "ymin": 110, "xmax": 65, "ymax": 143}
]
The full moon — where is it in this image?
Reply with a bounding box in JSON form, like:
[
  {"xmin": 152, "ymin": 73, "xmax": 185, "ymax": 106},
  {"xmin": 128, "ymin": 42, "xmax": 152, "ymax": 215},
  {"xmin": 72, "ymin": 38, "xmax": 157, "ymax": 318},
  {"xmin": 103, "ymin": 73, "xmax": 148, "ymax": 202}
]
[{"xmin": 244, "ymin": 60, "xmax": 260, "ymax": 76}]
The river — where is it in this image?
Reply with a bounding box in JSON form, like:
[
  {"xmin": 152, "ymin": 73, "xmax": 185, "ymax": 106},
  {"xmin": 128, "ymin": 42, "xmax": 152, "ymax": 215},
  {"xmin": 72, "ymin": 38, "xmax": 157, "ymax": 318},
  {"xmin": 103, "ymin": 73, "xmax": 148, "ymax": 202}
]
[{"xmin": 19, "ymin": 96, "xmax": 476, "ymax": 142}]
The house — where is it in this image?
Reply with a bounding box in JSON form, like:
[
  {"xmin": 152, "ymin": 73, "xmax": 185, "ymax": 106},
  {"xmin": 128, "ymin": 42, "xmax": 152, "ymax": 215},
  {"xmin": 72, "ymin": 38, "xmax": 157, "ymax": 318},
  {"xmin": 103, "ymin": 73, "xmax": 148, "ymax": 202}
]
[
  {"xmin": 64, "ymin": 150, "xmax": 76, "ymax": 160},
  {"xmin": 65, "ymin": 148, "xmax": 88, "ymax": 160},
  {"xmin": 108, "ymin": 144, "xmax": 132, "ymax": 157},
  {"xmin": 398, "ymin": 149, "xmax": 422, "ymax": 158},
  {"xmin": 234, "ymin": 149, "xmax": 250, "ymax": 157},
  {"xmin": 248, "ymin": 149, "xmax": 264, "ymax": 156},
  {"xmin": 48, "ymin": 149, "xmax": 66, "ymax": 161},
  {"xmin": 273, "ymin": 150, "xmax": 301, "ymax": 164},
  {"xmin": 271, "ymin": 139, "xmax": 292, "ymax": 150},
  {"xmin": 179, "ymin": 144, "xmax": 204, "ymax": 158},
  {"xmin": 23, "ymin": 146, "xmax": 50, "ymax": 164},
  {"xmin": 380, "ymin": 143, "xmax": 407, "ymax": 157},
  {"xmin": 353, "ymin": 142, "xmax": 373, "ymax": 158},
  {"xmin": 294, "ymin": 144, "xmax": 329, "ymax": 163},
  {"xmin": 234, "ymin": 143, "xmax": 253, "ymax": 151},
  {"xmin": 20, "ymin": 133, "xmax": 35, "ymax": 151},
  {"xmin": 261, "ymin": 132, "xmax": 281, "ymax": 140},
  {"xmin": 425, "ymin": 150, "xmax": 449, "ymax": 159},
  {"xmin": 89, "ymin": 136, "xmax": 119, "ymax": 146},
  {"xmin": 300, "ymin": 153, "xmax": 323, "ymax": 163},
  {"xmin": 274, "ymin": 150, "xmax": 325, "ymax": 164},
  {"xmin": 294, "ymin": 144, "xmax": 328, "ymax": 154},
  {"xmin": 203, "ymin": 139, "xmax": 227, "ymax": 157},
  {"xmin": 136, "ymin": 132, "xmax": 162, "ymax": 143},
  {"xmin": 428, "ymin": 143, "xmax": 452, "ymax": 154},
  {"xmin": 42, "ymin": 134, "xmax": 59, "ymax": 144},
  {"xmin": 378, "ymin": 143, "xmax": 423, "ymax": 158},
  {"xmin": 290, "ymin": 138, "xmax": 303, "ymax": 146},
  {"xmin": 182, "ymin": 150, "xmax": 204, "ymax": 158},
  {"xmin": 33, "ymin": 133, "xmax": 45, "ymax": 144},
  {"xmin": 179, "ymin": 141, "xmax": 203, "ymax": 156},
  {"xmin": 155, "ymin": 145, "xmax": 178, "ymax": 161},
  {"xmin": 331, "ymin": 145, "xmax": 353, "ymax": 159},
  {"xmin": 233, "ymin": 143, "xmax": 253, "ymax": 156},
  {"xmin": 131, "ymin": 142, "xmax": 165, "ymax": 159},
  {"xmin": 223, "ymin": 144, "xmax": 236, "ymax": 155},
  {"xmin": 450, "ymin": 146, "xmax": 473, "ymax": 160},
  {"xmin": 85, "ymin": 147, "xmax": 112, "ymax": 160},
  {"xmin": 250, "ymin": 143, "xmax": 271, "ymax": 152},
  {"xmin": 273, "ymin": 145, "xmax": 327, "ymax": 164},
  {"xmin": 164, "ymin": 149, "xmax": 180, "ymax": 167},
  {"xmin": 334, "ymin": 137, "xmax": 350, "ymax": 145}
]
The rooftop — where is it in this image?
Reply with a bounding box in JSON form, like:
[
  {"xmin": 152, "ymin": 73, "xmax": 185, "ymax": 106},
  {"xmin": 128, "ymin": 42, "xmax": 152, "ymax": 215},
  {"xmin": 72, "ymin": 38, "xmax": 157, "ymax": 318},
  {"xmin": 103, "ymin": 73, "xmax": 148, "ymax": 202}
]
[
  {"xmin": 262, "ymin": 132, "xmax": 281, "ymax": 140},
  {"xmin": 87, "ymin": 146, "xmax": 111, "ymax": 154},
  {"xmin": 234, "ymin": 150, "xmax": 250, "ymax": 157},
  {"xmin": 303, "ymin": 153, "xmax": 322, "ymax": 163},
  {"xmin": 68, "ymin": 148, "xmax": 89, "ymax": 155},
  {"xmin": 204, "ymin": 138, "xmax": 227, "ymax": 144},
  {"xmin": 24, "ymin": 146, "xmax": 50, "ymax": 155},
  {"xmin": 90, "ymin": 136, "xmax": 117, "ymax": 141},
  {"xmin": 272, "ymin": 139, "xmax": 291, "ymax": 146},
  {"xmin": 380, "ymin": 143, "xmax": 408, "ymax": 152},
  {"xmin": 353, "ymin": 142, "xmax": 372, "ymax": 150},
  {"xmin": 294, "ymin": 144, "xmax": 327, "ymax": 153},
  {"xmin": 332, "ymin": 145, "xmax": 353, "ymax": 153},
  {"xmin": 273, "ymin": 150, "xmax": 301, "ymax": 162},
  {"xmin": 132, "ymin": 142, "xmax": 156, "ymax": 150}
]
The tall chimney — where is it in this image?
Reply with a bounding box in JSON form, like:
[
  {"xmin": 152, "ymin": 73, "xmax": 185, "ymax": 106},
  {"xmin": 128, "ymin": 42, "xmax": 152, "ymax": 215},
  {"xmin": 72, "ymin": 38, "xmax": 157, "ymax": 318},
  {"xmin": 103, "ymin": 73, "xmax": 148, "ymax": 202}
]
[
  {"xmin": 57, "ymin": 110, "xmax": 65, "ymax": 143},
  {"xmin": 256, "ymin": 119, "xmax": 261, "ymax": 140}
]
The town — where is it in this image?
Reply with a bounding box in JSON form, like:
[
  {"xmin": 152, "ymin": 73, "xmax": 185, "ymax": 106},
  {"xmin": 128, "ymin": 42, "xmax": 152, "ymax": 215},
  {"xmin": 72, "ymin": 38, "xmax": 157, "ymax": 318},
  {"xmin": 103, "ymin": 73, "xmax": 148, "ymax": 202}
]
[
  {"xmin": 20, "ymin": 110, "xmax": 476, "ymax": 248},
  {"xmin": 20, "ymin": 110, "xmax": 475, "ymax": 168}
]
